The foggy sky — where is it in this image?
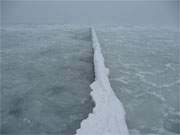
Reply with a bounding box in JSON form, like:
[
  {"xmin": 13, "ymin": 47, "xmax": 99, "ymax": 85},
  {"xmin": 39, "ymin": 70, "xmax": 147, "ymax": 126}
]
[{"xmin": 2, "ymin": 1, "xmax": 179, "ymax": 28}]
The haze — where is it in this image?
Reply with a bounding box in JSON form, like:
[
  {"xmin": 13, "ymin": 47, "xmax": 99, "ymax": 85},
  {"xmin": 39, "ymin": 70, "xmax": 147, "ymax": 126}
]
[{"xmin": 1, "ymin": 1, "xmax": 179, "ymax": 28}]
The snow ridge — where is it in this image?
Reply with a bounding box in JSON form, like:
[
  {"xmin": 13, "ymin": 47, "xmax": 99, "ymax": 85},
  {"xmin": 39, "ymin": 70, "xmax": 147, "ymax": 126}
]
[{"xmin": 75, "ymin": 28, "xmax": 129, "ymax": 135}]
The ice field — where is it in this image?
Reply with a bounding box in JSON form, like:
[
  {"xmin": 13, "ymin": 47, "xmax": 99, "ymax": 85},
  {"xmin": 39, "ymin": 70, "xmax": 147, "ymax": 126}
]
[
  {"xmin": 1, "ymin": 25, "xmax": 180, "ymax": 135},
  {"xmin": 1, "ymin": 25, "xmax": 95, "ymax": 135},
  {"xmin": 97, "ymin": 27, "xmax": 180, "ymax": 135}
]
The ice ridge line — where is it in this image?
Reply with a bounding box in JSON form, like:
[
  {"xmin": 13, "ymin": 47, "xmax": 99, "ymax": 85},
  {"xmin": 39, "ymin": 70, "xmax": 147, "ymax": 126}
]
[{"xmin": 75, "ymin": 27, "xmax": 129, "ymax": 135}]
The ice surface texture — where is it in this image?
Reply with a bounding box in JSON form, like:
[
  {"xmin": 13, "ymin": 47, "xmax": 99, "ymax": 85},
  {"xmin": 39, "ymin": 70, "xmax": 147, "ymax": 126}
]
[
  {"xmin": 1, "ymin": 25, "xmax": 95, "ymax": 135},
  {"xmin": 96, "ymin": 27, "xmax": 179, "ymax": 135},
  {"xmin": 76, "ymin": 28, "xmax": 129, "ymax": 135}
]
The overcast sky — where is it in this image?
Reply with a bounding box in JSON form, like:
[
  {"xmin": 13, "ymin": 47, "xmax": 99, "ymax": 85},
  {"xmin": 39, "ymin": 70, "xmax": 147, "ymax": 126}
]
[{"xmin": 2, "ymin": 1, "xmax": 179, "ymax": 28}]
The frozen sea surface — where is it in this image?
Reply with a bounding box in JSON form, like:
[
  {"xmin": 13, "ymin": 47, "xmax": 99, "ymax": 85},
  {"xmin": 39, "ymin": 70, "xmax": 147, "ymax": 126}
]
[
  {"xmin": 1, "ymin": 25, "xmax": 95, "ymax": 135},
  {"xmin": 97, "ymin": 27, "xmax": 180, "ymax": 135},
  {"xmin": 1, "ymin": 25, "xmax": 179, "ymax": 135}
]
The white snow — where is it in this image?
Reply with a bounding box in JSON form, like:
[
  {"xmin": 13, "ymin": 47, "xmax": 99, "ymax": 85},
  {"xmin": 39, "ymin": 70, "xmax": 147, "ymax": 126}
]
[{"xmin": 75, "ymin": 28, "xmax": 129, "ymax": 135}]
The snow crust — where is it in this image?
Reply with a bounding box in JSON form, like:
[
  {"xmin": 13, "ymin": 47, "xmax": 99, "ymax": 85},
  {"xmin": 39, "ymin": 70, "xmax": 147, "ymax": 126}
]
[{"xmin": 75, "ymin": 28, "xmax": 129, "ymax": 135}]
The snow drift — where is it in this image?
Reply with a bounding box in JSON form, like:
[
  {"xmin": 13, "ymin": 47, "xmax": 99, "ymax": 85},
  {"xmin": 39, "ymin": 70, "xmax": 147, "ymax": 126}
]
[{"xmin": 75, "ymin": 28, "xmax": 129, "ymax": 135}]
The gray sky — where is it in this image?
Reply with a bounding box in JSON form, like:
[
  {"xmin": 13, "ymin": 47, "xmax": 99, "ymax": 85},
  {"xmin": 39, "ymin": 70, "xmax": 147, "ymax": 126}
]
[{"xmin": 2, "ymin": 1, "xmax": 179, "ymax": 28}]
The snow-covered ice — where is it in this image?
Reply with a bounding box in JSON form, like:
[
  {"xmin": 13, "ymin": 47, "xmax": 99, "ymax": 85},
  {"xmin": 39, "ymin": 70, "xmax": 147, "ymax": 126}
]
[{"xmin": 76, "ymin": 28, "xmax": 129, "ymax": 135}]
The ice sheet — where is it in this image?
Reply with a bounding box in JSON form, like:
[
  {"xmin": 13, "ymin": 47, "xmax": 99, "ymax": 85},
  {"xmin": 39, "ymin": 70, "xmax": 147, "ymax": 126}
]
[
  {"xmin": 1, "ymin": 25, "xmax": 95, "ymax": 135},
  {"xmin": 97, "ymin": 26, "xmax": 180, "ymax": 135}
]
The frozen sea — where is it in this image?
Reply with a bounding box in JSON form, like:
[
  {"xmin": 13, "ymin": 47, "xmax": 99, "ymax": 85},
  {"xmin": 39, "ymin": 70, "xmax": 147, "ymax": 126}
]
[
  {"xmin": 0, "ymin": 25, "xmax": 179, "ymax": 135},
  {"xmin": 97, "ymin": 27, "xmax": 180, "ymax": 135},
  {"xmin": 1, "ymin": 25, "xmax": 95, "ymax": 135}
]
